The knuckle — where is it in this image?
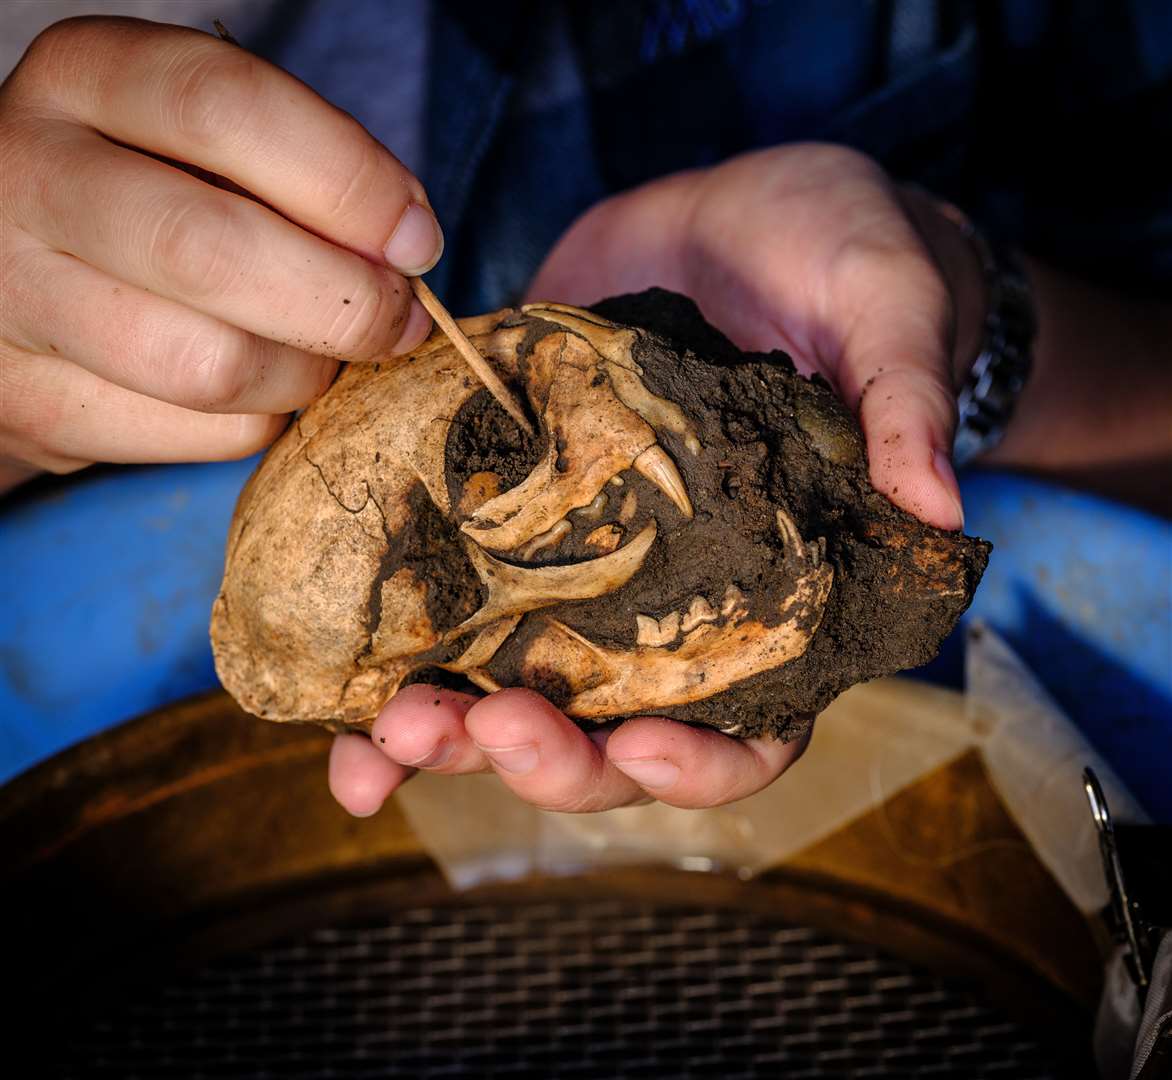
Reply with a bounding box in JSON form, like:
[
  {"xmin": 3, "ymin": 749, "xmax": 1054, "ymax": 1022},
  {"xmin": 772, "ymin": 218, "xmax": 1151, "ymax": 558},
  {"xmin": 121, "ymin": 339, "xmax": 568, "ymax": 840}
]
[
  {"xmin": 320, "ymin": 137, "xmax": 394, "ymax": 229},
  {"xmin": 217, "ymin": 413, "xmax": 287, "ymax": 459},
  {"xmin": 328, "ymin": 275, "xmax": 409, "ymax": 360},
  {"xmin": 167, "ymin": 47, "xmax": 261, "ymax": 150},
  {"xmin": 151, "ymin": 195, "xmax": 243, "ymax": 302},
  {"xmin": 170, "ymin": 326, "xmax": 255, "ymax": 411}
]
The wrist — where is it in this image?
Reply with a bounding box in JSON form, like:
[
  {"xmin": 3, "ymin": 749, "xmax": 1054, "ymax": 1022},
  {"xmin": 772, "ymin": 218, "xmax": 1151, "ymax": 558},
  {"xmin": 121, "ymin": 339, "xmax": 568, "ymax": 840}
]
[{"xmin": 897, "ymin": 186, "xmax": 988, "ymax": 387}]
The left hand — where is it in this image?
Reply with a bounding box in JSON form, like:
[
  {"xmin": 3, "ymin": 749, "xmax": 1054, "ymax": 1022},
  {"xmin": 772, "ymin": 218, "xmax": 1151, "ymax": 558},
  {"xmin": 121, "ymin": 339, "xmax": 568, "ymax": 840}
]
[{"xmin": 328, "ymin": 142, "xmax": 984, "ymax": 817}]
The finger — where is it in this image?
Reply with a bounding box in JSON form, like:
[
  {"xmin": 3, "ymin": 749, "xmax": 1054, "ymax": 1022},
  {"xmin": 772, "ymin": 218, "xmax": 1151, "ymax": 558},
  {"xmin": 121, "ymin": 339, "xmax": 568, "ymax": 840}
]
[
  {"xmin": 463, "ymin": 689, "xmax": 645, "ymax": 813},
  {"xmin": 371, "ymin": 684, "xmax": 489, "ymax": 774},
  {"xmin": 10, "ymin": 122, "xmax": 431, "ymax": 362},
  {"xmin": 0, "ymin": 343, "xmax": 287, "ymax": 470},
  {"xmin": 21, "ymin": 17, "xmax": 444, "ymax": 274},
  {"xmin": 829, "ymin": 247, "xmax": 965, "ymax": 529},
  {"xmin": 607, "ymin": 716, "xmax": 812, "ymax": 809},
  {"xmin": 4, "ymin": 240, "xmax": 336, "ymax": 414},
  {"xmin": 328, "ymin": 733, "xmax": 414, "ymax": 817}
]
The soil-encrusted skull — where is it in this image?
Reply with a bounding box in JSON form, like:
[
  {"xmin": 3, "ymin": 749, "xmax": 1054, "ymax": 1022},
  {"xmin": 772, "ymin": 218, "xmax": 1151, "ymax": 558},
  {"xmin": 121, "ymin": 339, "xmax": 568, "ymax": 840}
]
[{"xmin": 211, "ymin": 290, "xmax": 990, "ymax": 740}]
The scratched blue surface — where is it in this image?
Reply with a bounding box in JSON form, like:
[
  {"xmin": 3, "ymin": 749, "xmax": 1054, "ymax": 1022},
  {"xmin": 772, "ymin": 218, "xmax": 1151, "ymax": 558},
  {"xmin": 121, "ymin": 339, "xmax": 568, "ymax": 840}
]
[{"xmin": 1, "ymin": 462, "xmax": 1169, "ymax": 818}]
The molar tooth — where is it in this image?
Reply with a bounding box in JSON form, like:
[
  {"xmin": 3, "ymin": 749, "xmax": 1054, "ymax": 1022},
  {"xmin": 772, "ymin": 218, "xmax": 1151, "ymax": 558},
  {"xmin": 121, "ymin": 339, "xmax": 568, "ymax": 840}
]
[
  {"xmin": 517, "ymin": 519, "xmax": 572, "ymax": 561},
  {"xmin": 573, "ymin": 491, "xmax": 609, "ymax": 522},
  {"xmin": 720, "ymin": 584, "xmax": 748, "ymax": 618},
  {"xmin": 618, "ymin": 489, "xmax": 638, "ymax": 523},
  {"xmin": 680, "ymin": 595, "xmax": 718, "ymax": 633},
  {"xmin": 584, "ymin": 524, "xmax": 623, "ymax": 554},
  {"xmin": 635, "ymin": 610, "xmax": 680, "ymax": 647},
  {"xmin": 632, "ymin": 445, "xmax": 693, "ymax": 519},
  {"xmin": 635, "ymin": 614, "xmax": 660, "ymax": 646}
]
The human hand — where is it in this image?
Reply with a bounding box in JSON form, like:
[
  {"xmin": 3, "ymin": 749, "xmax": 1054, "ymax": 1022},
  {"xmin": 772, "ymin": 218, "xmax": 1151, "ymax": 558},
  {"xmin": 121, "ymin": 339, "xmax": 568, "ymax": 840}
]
[
  {"xmin": 529, "ymin": 143, "xmax": 985, "ymax": 531},
  {"xmin": 328, "ymin": 144, "xmax": 984, "ymax": 819},
  {"xmin": 0, "ymin": 17, "xmax": 442, "ymax": 491}
]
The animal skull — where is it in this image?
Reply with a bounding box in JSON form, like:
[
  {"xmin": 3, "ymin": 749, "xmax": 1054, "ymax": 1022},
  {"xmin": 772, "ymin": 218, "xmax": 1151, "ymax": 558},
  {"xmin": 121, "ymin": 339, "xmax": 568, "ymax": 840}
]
[{"xmin": 211, "ymin": 301, "xmax": 835, "ymax": 732}]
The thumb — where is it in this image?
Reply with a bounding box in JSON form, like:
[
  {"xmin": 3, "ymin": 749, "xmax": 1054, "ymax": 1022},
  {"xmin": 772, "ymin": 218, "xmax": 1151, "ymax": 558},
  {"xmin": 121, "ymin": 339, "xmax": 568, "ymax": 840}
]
[{"xmin": 831, "ymin": 256, "xmax": 965, "ymax": 530}]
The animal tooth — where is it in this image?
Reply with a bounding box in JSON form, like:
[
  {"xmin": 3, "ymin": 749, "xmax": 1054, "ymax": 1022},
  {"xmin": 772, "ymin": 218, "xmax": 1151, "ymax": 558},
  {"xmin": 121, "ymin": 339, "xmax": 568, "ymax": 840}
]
[
  {"xmin": 720, "ymin": 584, "xmax": 748, "ymax": 618},
  {"xmin": 635, "ymin": 611, "xmax": 680, "ymax": 647},
  {"xmin": 632, "ymin": 445, "xmax": 693, "ymax": 518},
  {"xmin": 584, "ymin": 524, "xmax": 623, "ymax": 554},
  {"xmin": 680, "ymin": 595, "xmax": 718, "ymax": 633},
  {"xmin": 609, "ymin": 476, "xmax": 624, "ymax": 487},
  {"xmin": 574, "ymin": 492, "xmax": 609, "ymax": 522},
  {"xmin": 618, "ymin": 489, "xmax": 638, "ymax": 523},
  {"xmin": 635, "ymin": 614, "xmax": 660, "ymax": 646},
  {"xmin": 658, "ymin": 611, "xmax": 681, "ymax": 642},
  {"xmin": 517, "ymin": 519, "xmax": 572, "ymax": 560}
]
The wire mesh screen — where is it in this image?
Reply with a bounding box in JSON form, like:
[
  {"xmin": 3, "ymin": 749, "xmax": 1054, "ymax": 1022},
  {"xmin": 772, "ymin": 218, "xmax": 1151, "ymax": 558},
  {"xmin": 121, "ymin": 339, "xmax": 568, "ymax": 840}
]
[{"xmin": 58, "ymin": 898, "xmax": 1064, "ymax": 1078}]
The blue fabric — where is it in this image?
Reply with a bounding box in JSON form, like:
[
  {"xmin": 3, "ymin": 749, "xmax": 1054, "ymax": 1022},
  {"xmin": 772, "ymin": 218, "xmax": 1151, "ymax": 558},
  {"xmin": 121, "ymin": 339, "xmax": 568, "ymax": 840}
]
[{"xmin": 2, "ymin": 462, "xmax": 1169, "ymax": 819}]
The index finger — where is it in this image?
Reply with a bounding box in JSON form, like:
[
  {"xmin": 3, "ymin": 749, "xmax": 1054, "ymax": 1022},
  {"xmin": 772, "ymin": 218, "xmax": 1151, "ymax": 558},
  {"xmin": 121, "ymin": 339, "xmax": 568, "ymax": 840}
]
[{"xmin": 24, "ymin": 16, "xmax": 443, "ymax": 274}]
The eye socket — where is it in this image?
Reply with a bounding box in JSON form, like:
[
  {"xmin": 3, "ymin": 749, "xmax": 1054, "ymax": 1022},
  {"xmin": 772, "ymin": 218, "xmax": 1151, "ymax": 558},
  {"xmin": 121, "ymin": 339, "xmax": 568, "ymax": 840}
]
[{"xmin": 445, "ymin": 390, "xmax": 546, "ymax": 516}]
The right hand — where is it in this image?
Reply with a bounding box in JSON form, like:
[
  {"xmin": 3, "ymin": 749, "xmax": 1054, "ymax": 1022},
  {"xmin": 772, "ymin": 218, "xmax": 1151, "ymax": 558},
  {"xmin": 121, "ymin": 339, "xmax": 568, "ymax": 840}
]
[{"xmin": 0, "ymin": 16, "xmax": 443, "ymax": 492}]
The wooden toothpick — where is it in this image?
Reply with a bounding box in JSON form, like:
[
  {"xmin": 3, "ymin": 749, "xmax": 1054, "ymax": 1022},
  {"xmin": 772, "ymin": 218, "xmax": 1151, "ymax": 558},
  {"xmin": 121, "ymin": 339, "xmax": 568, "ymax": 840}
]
[{"xmin": 409, "ymin": 277, "xmax": 534, "ymax": 436}]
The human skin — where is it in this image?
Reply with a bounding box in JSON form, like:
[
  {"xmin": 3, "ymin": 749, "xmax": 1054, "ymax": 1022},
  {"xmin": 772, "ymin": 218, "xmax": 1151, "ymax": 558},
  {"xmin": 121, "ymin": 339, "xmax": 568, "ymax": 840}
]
[{"xmin": 0, "ymin": 17, "xmax": 443, "ymax": 489}]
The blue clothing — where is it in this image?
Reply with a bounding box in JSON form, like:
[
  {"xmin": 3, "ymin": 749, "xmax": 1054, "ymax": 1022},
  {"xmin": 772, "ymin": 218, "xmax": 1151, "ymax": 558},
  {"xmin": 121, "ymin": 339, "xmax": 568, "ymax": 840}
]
[{"xmin": 2, "ymin": 2, "xmax": 1170, "ymax": 815}]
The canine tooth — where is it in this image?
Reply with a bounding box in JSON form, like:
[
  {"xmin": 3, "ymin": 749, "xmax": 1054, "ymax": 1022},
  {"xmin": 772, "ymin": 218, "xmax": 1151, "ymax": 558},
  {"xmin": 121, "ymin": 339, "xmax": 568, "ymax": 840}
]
[
  {"xmin": 584, "ymin": 524, "xmax": 623, "ymax": 554},
  {"xmin": 618, "ymin": 489, "xmax": 638, "ymax": 523},
  {"xmin": 721, "ymin": 584, "xmax": 748, "ymax": 618},
  {"xmin": 517, "ymin": 519, "xmax": 572, "ymax": 560},
  {"xmin": 635, "ymin": 611, "xmax": 680, "ymax": 647},
  {"xmin": 573, "ymin": 491, "xmax": 608, "ymax": 521},
  {"xmin": 680, "ymin": 595, "xmax": 718, "ymax": 633},
  {"xmin": 632, "ymin": 445, "xmax": 693, "ymax": 518}
]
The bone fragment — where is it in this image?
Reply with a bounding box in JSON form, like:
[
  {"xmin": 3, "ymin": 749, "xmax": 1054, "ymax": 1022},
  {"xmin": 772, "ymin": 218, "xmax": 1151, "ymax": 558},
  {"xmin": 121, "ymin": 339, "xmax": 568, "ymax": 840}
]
[
  {"xmin": 517, "ymin": 519, "xmax": 572, "ymax": 561},
  {"xmin": 447, "ymin": 521, "xmax": 658, "ymax": 639},
  {"xmin": 584, "ymin": 524, "xmax": 623, "ymax": 554},
  {"xmin": 448, "ymin": 615, "xmax": 523, "ymax": 671},
  {"xmin": 680, "ymin": 595, "xmax": 718, "ymax": 634},
  {"xmin": 632, "ymin": 445, "xmax": 693, "ymax": 518}
]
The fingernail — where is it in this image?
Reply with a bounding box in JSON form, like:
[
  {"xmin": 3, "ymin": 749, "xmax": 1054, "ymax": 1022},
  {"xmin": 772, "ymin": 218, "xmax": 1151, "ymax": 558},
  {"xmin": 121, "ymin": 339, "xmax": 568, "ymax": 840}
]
[
  {"xmin": 384, "ymin": 203, "xmax": 444, "ymax": 275},
  {"xmin": 350, "ymin": 804, "xmax": 382, "ymax": 819},
  {"xmin": 390, "ymin": 298, "xmax": 433, "ymax": 355},
  {"xmin": 932, "ymin": 448, "xmax": 965, "ymax": 530},
  {"xmin": 479, "ymin": 743, "xmax": 539, "ymax": 775},
  {"xmin": 402, "ymin": 739, "xmax": 453, "ymax": 769},
  {"xmin": 612, "ymin": 758, "xmax": 680, "ymax": 790}
]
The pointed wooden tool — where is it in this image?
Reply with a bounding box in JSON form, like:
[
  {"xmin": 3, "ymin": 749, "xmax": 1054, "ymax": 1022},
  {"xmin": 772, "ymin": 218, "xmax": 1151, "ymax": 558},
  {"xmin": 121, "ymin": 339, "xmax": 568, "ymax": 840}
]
[{"xmin": 409, "ymin": 277, "xmax": 534, "ymax": 436}]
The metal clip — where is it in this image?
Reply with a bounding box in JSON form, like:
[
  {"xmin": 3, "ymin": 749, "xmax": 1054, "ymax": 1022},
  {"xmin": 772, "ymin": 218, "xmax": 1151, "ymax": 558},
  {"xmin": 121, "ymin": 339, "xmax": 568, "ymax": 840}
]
[{"xmin": 1084, "ymin": 767, "xmax": 1156, "ymax": 1000}]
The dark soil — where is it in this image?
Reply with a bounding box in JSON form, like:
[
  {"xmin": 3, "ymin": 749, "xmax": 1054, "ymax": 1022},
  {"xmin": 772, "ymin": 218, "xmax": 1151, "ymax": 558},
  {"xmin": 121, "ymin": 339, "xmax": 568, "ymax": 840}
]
[{"xmin": 440, "ymin": 290, "xmax": 990, "ymax": 740}]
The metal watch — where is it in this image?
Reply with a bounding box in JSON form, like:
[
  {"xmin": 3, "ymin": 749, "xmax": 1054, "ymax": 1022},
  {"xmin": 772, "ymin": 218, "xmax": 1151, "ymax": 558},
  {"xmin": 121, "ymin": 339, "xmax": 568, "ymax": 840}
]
[{"xmin": 934, "ymin": 201, "xmax": 1037, "ymax": 468}]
